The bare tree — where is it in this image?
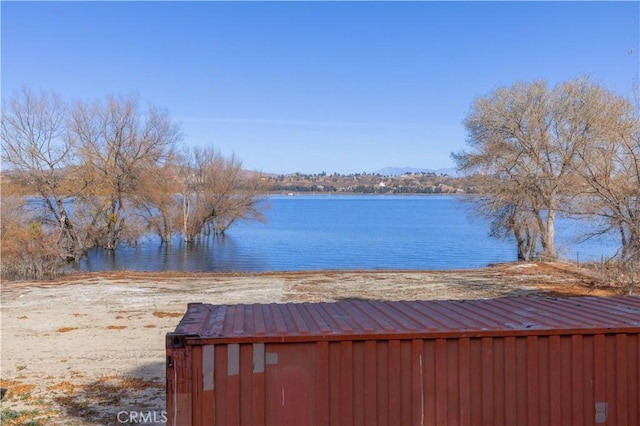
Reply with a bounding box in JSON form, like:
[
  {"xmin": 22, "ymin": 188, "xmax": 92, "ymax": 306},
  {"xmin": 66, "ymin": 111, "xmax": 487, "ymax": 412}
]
[
  {"xmin": 178, "ymin": 147, "xmax": 268, "ymax": 242},
  {"xmin": 67, "ymin": 94, "xmax": 181, "ymax": 250},
  {"xmin": 468, "ymin": 175, "xmax": 542, "ymax": 261},
  {"xmin": 212, "ymin": 168, "xmax": 268, "ymax": 234},
  {"xmin": 1, "ymin": 87, "xmax": 83, "ymax": 259},
  {"xmin": 453, "ymin": 76, "xmax": 633, "ymax": 261},
  {"xmin": 133, "ymin": 159, "xmax": 182, "ymax": 244},
  {"xmin": 573, "ymin": 85, "xmax": 640, "ymax": 268}
]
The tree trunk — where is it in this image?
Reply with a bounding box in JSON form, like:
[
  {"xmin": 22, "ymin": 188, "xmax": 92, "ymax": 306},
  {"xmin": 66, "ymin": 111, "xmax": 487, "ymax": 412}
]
[
  {"xmin": 514, "ymin": 230, "xmax": 526, "ymax": 261},
  {"xmin": 541, "ymin": 192, "xmax": 557, "ymax": 260},
  {"xmin": 163, "ymin": 215, "xmax": 172, "ymax": 245},
  {"xmin": 55, "ymin": 199, "xmax": 82, "ymax": 260},
  {"xmin": 544, "ymin": 209, "xmax": 556, "ymax": 260},
  {"xmin": 104, "ymin": 198, "xmax": 122, "ymax": 250},
  {"xmin": 182, "ymin": 192, "xmax": 191, "ymax": 242}
]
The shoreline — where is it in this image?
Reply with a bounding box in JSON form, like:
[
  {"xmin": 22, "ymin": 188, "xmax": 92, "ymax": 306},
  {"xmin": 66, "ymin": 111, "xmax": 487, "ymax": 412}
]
[{"xmin": 2, "ymin": 257, "xmax": 610, "ymax": 286}]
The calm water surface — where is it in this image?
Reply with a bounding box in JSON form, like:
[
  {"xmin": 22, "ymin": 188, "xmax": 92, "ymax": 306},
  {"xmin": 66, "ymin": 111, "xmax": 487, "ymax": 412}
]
[{"xmin": 80, "ymin": 195, "xmax": 618, "ymax": 272}]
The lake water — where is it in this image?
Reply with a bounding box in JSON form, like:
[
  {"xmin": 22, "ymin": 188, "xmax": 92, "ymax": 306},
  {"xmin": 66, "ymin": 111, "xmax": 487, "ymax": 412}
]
[{"xmin": 79, "ymin": 195, "xmax": 618, "ymax": 272}]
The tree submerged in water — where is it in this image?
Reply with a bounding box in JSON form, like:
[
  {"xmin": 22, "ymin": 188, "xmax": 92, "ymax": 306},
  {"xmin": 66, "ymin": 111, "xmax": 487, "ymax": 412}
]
[
  {"xmin": 1, "ymin": 88, "xmax": 269, "ymax": 279},
  {"xmin": 138, "ymin": 145, "xmax": 268, "ymax": 245},
  {"xmin": 177, "ymin": 147, "xmax": 267, "ymax": 243}
]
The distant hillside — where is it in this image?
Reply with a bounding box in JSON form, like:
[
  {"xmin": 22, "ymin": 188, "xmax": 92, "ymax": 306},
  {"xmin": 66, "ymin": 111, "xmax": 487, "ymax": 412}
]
[
  {"xmin": 373, "ymin": 166, "xmax": 458, "ymax": 177},
  {"xmin": 266, "ymin": 170, "xmax": 476, "ymax": 194}
]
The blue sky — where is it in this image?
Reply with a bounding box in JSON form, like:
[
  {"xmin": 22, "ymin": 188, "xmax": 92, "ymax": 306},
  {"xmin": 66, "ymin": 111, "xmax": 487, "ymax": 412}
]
[{"xmin": 2, "ymin": 1, "xmax": 638, "ymax": 174}]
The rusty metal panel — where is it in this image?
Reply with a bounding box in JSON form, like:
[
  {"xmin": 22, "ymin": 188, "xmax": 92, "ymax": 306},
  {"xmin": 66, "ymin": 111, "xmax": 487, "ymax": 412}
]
[
  {"xmin": 167, "ymin": 296, "xmax": 640, "ymax": 425},
  {"xmin": 172, "ymin": 296, "xmax": 640, "ymax": 343}
]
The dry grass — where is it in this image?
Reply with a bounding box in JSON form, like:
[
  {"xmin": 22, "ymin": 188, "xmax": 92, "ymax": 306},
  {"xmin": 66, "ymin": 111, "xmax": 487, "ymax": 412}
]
[
  {"xmin": 0, "ymin": 408, "xmax": 51, "ymax": 426},
  {"xmin": 0, "ymin": 380, "xmax": 35, "ymax": 399},
  {"xmin": 118, "ymin": 377, "xmax": 164, "ymax": 391},
  {"xmin": 55, "ymin": 327, "xmax": 79, "ymax": 333},
  {"xmin": 53, "ymin": 376, "xmax": 165, "ymax": 424},
  {"xmin": 2, "ymin": 376, "xmax": 165, "ymax": 425},
  {"xmin": 152, "ymin": 311, "xmax": 183, "ymax": 318},
  {"xmin": 47, "ymin": 382, "xmax": 76, "ymax": 395}
]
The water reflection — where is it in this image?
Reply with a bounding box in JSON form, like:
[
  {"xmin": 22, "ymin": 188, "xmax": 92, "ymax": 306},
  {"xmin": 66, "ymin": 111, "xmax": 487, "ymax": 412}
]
[{"xmin": 79, "ymin": 234, "xmax": 270, "ymax": 273}]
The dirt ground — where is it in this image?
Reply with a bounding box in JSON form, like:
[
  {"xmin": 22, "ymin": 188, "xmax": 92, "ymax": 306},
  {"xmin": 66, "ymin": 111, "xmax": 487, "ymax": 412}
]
[{"xmin": 0, "ymin": 262, "xmax": 620, "ymax": 425}]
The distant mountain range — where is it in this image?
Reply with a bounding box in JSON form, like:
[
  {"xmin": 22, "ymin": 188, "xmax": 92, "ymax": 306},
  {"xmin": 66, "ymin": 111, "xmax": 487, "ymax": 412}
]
[{"xmin": 373, "ymin": 166, "xmax": 458, "ymax": 176}]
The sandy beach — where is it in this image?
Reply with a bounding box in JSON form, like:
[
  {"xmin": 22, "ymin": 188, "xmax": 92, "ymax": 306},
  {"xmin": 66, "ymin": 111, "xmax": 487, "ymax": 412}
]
[{"xmin": 0, "ymin": 262, "xmax": 618, "ymax": 425}]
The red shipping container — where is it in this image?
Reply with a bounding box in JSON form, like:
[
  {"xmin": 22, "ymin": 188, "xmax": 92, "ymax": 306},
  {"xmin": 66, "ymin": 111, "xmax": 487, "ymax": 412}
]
[{"xmin": 166, "ymin": 296, "xmax": 640, "ymax": 425}]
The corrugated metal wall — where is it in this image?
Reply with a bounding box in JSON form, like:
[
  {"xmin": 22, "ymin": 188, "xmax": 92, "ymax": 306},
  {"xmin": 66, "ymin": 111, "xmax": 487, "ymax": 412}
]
[
  {"xmin": 169, "ymin": 333, "xmax": 639, "ymax": 425},
  {"xmin": 166, "ymin": 297, "xmax": 640, "ymax": 425}
]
